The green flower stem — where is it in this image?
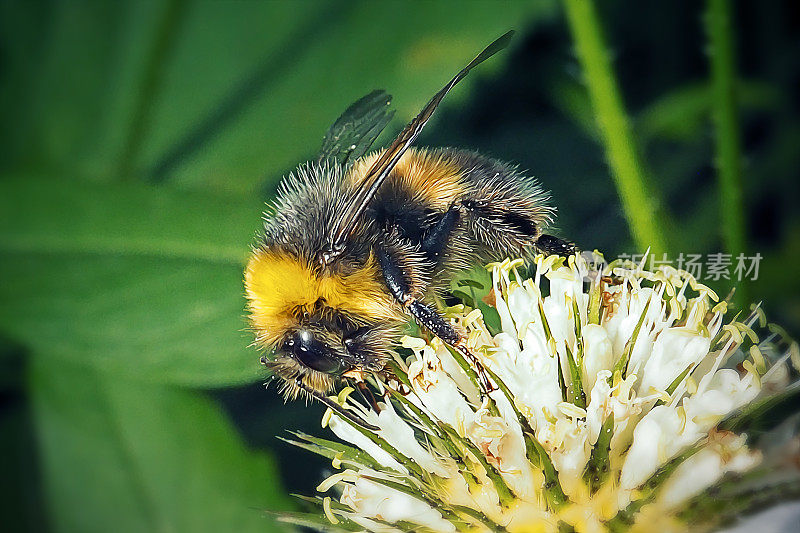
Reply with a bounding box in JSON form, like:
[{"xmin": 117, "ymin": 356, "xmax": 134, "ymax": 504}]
[
  {"xmin": 563, "ymin": 0, "xmax": 668, "ymax": 254},
  {"xmin": 614, "ymin": 296, "xmax": 651, "ymax": 378},
  {"xmin": 583, "ymin": 414, "xmax": 614, "ymax": 493},
  {"xmin": 706, "ymin": 0, "xmax": 747, "ymax": 303}
]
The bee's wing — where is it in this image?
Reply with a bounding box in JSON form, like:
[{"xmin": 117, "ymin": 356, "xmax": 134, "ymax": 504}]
[
  {"xmin": 329, "ymin": 30, "xmax": 515, "ymax": 252},
  {"xmin": 317, "ymin": 90, "xmax": 395, "ymax": 167}
]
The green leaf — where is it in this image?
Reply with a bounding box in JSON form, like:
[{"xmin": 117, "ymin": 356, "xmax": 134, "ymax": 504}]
[
  {"xmin": 1, "ymin": 2, "xmax": 556, "ymax": 193},
  {"xmin": 136, "ymin": 1, "xmax": 554, "ymax": 193},
  {"xmin": 0, "ymin": 177, "xmax": 265, "ymax": 386},
  {"xmin": 456, "ymin": 278, "xmax": 486, "ymax": 290},
  {"xmin": 449, "ymin": 289, "xmax": 477, "ymax": 308},
  {"xmin": 0, "ymin": 177, "xmax": 260, "ymax": 262},
  {"xmin": 0, "ymin": 2, "xmax": 174, "ymax": 179},
  {"xmin": 30, "ymin": 356, "xmax": 292, "ymax": 533},
  {"xmin": 451, "ymin": 267, "xmax": 501, "ymax": 333}
]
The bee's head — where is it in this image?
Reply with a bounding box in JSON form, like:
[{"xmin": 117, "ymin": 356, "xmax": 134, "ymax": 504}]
[
  {"xmin": 261, "ymin": 328, "xmax": 345, "ymax": 400},
  {"xmin": 263, "ymin": 317, "xmax": 394, "ymax": 400},
  {"xmin": 245, "ymin": 248, "xmax": 403, "ymax": 399},
  {"xmin": 283, "ymin": 328, "xmax": 346, "ymax": 374}
]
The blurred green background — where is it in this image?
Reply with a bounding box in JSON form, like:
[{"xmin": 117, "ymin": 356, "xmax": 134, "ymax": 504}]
[{"xmin": 1, "ymin": 1, "xmax": 798, "ymax": 531}]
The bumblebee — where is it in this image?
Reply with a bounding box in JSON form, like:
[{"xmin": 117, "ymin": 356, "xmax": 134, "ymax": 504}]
[{"xmin": 244, "ymin": 31, "xmax": 575, "ymax": 427}]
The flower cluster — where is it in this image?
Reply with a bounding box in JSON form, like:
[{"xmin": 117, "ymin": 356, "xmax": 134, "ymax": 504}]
[{"xmin": 282, "ymin": 253, "xmax": 799, "ymax": 533}]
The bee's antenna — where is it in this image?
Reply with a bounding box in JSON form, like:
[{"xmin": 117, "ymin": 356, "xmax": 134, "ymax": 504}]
[
  {"xmin": 326, "ymin": 30, "xmax": 515, "ymax": 261},
  {"xmin": 294, "ymin": 378, "xmax": 380, "ymax": 431}
]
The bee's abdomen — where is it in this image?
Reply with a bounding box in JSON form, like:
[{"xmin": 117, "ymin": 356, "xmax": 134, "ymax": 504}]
[
  {"xmin": 390, "ymin": 148, "xmax": 554, "ymax": 267},
  {"xmin": 448, "ymin": 149, "xmax": 554, "ymax": 256},
  {"xmin": 351, "ymin": 147, "xmax": 555, "ymax": 278},
  {"xmin": 348, "ymin": 147, "xmax": 467, "ymax": 210}
]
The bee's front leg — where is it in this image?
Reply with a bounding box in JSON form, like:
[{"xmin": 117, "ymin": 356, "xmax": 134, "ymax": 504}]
[
  {"xmin": 376, "ymin": 240, "xmax": 495, "ymax": 395},
  {"xmin": 406, "ymin": 298, "xmax": 495, "ymax": 395},
  {"xmin": 536, "ymin": 233, "xmax": 579, "ymax": 257}
]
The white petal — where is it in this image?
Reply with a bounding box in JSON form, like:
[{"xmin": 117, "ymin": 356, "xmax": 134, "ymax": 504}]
[
  {"xmin": 407, "ymin": 351, "xmax": 474, "ymax": 435},
  {"xmin": 619, "ymin": 405, "xmax": 695, "ymax": 490},
  {"xmin": 638, "ymin": 328, "xmax": 711, "ymax": 395},
  {"xmin": 682, "ymin": 369, "xmax": 760, "ymax": 433},
  {"xmin": 485, "ymin": 335, "xmax": 562, "ymax": 432},
  {"xmin": 659, "ymin": 436, "xmax": 761, "ymax": 508},
  {"xmin": 375, "ymin": 403, "xmax": 450, "ymax": 478},
  {"xmin": 582, "ymin": 324, "xmax": 613, "ymax": 394},
  {"xmin": 549, "ymin": 420, "xmax": 590, "ymax": 497},
  {"xmin": 328, "ymin": 415, "xmax": 405, "ymax": 473},
  {"xmin": 469, "ymin": 400, "xmax": 536, "ymax": 497},
  {"xmin": 341, "ymin": 478, "xmax": 456, "ymax": 532}
]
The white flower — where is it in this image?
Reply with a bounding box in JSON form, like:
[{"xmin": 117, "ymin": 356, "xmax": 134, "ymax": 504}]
[
  {"xmin": 341, "ymin": 477, "xmax": 456, "ymax": 532},
  {"xmin": 283, "ymin": 253, "xmax": 800, "ymax": 533}
]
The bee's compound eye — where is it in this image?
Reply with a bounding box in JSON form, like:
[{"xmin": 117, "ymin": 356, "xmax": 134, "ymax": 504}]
[{"xmin": 288, "ymin": 330, "xmax": 344, "ymax": 374}]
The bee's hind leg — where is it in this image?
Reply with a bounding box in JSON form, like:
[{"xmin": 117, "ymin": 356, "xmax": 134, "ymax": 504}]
[
  {"xmin": 419, "ymin": 203, "xmax": 461, "ymax": 261},
  {"xmin": 376, "ymin": 240, "xmax": 495, "ymax": 395}
]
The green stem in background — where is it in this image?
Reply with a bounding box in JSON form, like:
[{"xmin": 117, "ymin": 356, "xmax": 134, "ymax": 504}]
[
  {"xmin": 706, "ymin": 0, "xmax": 747, "ymax": 304},
  {"xmin": 563, "ymin": 0, "xmax": 668, "ymax": 255}
]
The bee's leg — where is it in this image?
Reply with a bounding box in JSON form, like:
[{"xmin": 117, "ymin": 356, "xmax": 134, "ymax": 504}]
[
  {"xmin": 407, "ymin": 299, "xmax": 495, "ymax": 394},
  {"xmin": 536, "ymin": 233, "xmax": 579, "ymax": 257},
  {"xmin": 376, "ymin": 241, "xmax": 495, "ymax": 394},
  {"xmin": 351, "ymin": 378, "xmax": 382, "ymax": 413},
  {"xmin": 420, "ymin": 203, "xmax": 461, "ymax": 261}
]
